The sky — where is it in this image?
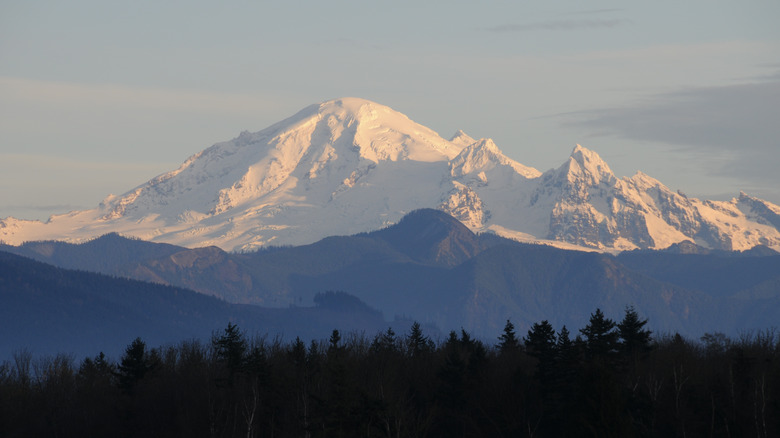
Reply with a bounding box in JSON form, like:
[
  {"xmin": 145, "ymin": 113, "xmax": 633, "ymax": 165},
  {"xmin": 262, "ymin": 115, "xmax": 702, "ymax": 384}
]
[{"xmin": 1, "ymin": 1, "xmax": 779, "ymax": 221}]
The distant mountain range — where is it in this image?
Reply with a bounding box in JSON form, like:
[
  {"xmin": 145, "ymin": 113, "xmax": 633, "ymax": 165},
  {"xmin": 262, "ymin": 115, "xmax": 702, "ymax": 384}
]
[
  {"xmin": 2, "ymin": 97, "xmax": 779, "ymax": 252},
  {"xmin": 4, "ymin": 209, "xmax": 779, "ymax": 359},
  {"xmin": 0, "ymin": 249, "xmax": 403, "ymax": 360}
]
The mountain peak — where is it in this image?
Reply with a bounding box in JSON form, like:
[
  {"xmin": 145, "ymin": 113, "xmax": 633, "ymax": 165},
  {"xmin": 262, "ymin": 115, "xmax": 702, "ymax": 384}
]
[
  {"xmin": 96, "ymin": 97, "xmax": 469, "ymax": 221},
  {"xmin": 449, "ymin": 138, "xmax": 541, "ymax": 178},
  {"xmin": 561, "ymin": 144, "xmax": 615, "ymax": 185},
  {"xmin": 371, "ymin": 209, "xmax": 482, "ymax": 266},
  {"xmin": 628, "ymin": 170, "xmax": 665, "ymax": 189},
  {"xmin": 316, "ymin": 97, "xmax": 395, "ymax": 121},
  {"xmin": 449, "ymin": 130, "xmax": 476, "ymax": 147},
  {"xmin": 307, "ymin": 97, "xmax": 465, "ymax": 163},
  {"xmin": 474, "ymin": 137, "xmax": 499, "ymax": 150},
  {"xmin": 321, "ymin": 96, "xmax": 377, "ymax": 108},
  {"xmin": 735, "ymin": 191, "xmax": 780, "ymax": 231},
  {"xmin": 3, "ymin": 100, "xmax": 780, "ymax": 254},
  {"xmin": 570, "ymin": 144, "xmax": 611, "ymax": 170}
]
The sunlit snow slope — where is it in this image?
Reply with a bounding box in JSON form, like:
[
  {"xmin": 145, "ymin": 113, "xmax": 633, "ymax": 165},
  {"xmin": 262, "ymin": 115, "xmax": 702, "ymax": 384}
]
[{"xmin": 2, "ymin": 97, "xmax": 779, "ymax": 252}]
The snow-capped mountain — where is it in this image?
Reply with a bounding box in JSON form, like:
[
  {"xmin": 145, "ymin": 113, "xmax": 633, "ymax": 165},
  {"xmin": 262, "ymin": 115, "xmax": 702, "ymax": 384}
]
[
  {"xmin": 2, "ymin": 97, "xmax": 779, "ymax": 252},
  {"xmin": 521, "ymin": 146, "xmax": 780, "ymax": 251}
]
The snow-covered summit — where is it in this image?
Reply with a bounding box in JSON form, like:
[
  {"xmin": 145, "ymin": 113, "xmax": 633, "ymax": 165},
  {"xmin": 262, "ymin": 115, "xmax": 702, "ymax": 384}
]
[
  {"xmin": 100, "ymin": 97, "xmax": 466, "ymax": 221},
  {"xmin": 517, "ymin": 144, "xmax": 780, "ymax": 251},
  {"xmin": 569, "ymin": 144, "xmax": 616, "ymax": 185},
  {"xmin": 1, "ymin": 98, "xmax": 779, "ymax": 253},
  {"xmin": 449, "ymin": 130, "xmax": 477, "ymax": 148},
  {"xmin": 449, "ymin": 138, "xmax": 541, "ymax": 179}
]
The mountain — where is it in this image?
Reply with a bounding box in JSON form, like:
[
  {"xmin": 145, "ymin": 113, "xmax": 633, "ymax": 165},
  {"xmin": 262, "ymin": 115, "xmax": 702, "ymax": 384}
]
[
  {"xmin": 367, "ymin": 208, "xmax": 485, "ymax": 266},
  {"xmin": 2, "ymin": 98, "xmax": 779, "ymax": 252},
  {"xmin": 0, "ymin": 233, "xmax": 183, "ymax": 273},
  {"xmin": 616, "ymin": 247, "xmax": 780, "ymax": 299},
  {"xmin": 0, "ymin": 250, "xmax": 398, "ymax": 359},
  {"xmin": 6, "ymin": 209, "xmax": 779, "ymax": 339}
]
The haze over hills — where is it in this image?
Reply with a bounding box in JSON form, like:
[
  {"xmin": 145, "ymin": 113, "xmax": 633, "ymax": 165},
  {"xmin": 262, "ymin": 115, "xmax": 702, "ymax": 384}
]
[
  {"xmin": 1, "ymin": 98, "xmax": 779, "ymax": 252},
  {"xmin": 6, "ymin": 209, "xmax": 779, "ymax": 341},
  {"xmin": 0, "ymin": 250, "xmax": 401, "ymax": 359}
]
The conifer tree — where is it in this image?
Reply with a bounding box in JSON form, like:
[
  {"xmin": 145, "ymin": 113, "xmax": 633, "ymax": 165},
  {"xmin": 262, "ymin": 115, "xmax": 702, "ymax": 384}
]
[
  {"xmin": 579, "ymin": 309, "xmax": 619, "ymax": 359},
  {"xmin": 524, "ymin": 320, "xmax": 556, "ymax": 361},
  {"xmin": 577, "ymin": 310, "xmax": 630, "ymax": 435},
  {"xmin": 617, "ymin": 305, "xmax": 652, "ymax": 355},
  {"xmin": 556, "ymin": 326, "xmax": 572, "ymax": 355},
  {"xmin": 371, "ymin": 327, "xmax": 397, "ymax": 354},
  {"xmin": 322, "ymin": 329, "xmax": 352, "ymax": 435},
  {"xmin": 79, "ymin": 351, "xmax": 115, "ymax": 382},
  {"xmin": 550, "ymin": 325, "xmax": 579, "ymax": 436},
  {"xmin": 555, "ymin": 325, "xmax": 579, "ymax": 372},
  {"xmin": 497, "ymin": 319, "xmax": 520, "ymax": 354},
  {"xmin": 328, "ymin": 329, "xmax": 342, "ymax": 354},
  {"xmin": 289, "ymin": 336, "xmax": 307, "ymax": 368},
  {"xmin": 213, "ymin": 322, "xmax": 247, "ymax": 377},
  {"xmin": 116, "ymin": 337, "xmax": 153, "ymax": 392},
  {"xmin": 407, "ymin": 321, "xmax": 434, "ymax": 357}
]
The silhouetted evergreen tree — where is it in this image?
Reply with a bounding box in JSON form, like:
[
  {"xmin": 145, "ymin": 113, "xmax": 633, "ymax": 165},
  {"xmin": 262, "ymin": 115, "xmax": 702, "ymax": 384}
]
[
  {"xmin": 580, "ymin": 308, "xmax": 619, "ymax": 359},
  {"xmin": 555, "ymin": 326, "xmax": 573, "ymax": 359},
  {"xmin": 289, "ymin": 336, "xmax": 307, "ymax": 368},
  {"xmin": 212, "ymin": 322, "xmax": 247, "ymax": 380},
  {"xmin": 617, "ymin": 306, "xmax": 655, "ymax": 433},
  {"xmin": 618, "ymin": 305, "xmax": 653, "ymax": 356},
  {"xmin": 547, "ymin": 325, "xmax": 582, "ymax": 436},
  {"xmin": 433, "ymin": 328, "xmax": 491, "ymax": 436},
  {"xmin": 406, "ymin": 321, "xmax": 434, "ymax": 357},
  {"xmin": 497, "ymin": 319, "xmax": 520, "ymax": 354},
  {"xmin": 75, "ymin": 352, "xmax": 120, "ymax": 436},
  {"xmin": 525, "ymin": 320, "xmax": 556, "ymax": 359},
  {"xmin": 327, "ymin": 329, "xmax": 342, "ymax": 354},
  {"xmin": 524, "ymin": 320, "xmax": 557, "ymax": 381},
  {"xmin": 314, "ymin": 329, "xmax": 357, "ymax": 437},
  {"xmin": 370, "ymin": 327, "xmax": 398, "ymax": 355},
  {"xmin": 577, "ymin": 310, "xmax": 635, "ymax": 436},
  {"xmin": 116, "ymin": 337, "xmax": 153, "ymax": 393}
]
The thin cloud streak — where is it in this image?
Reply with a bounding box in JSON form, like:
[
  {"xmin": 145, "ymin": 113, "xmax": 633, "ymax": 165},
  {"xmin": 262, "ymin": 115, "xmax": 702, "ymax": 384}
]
[
  {"xmin": 565, "ymin": 8, "xmax": 624, "ymax": 15},
  {"xmin": 1, "ymin": 204, "xmax": 86, "ymax": 212},
  {"xmin": 0, "ymin": 154, "xmax": 177, "ymax": 174},
  {"xmin": 0, "ymin": 155, "xmax": 179, "ymax": 220},
  {"xmin": 486, "ymin": 18, "xmax": 628, "ymax": 33},
  {"xmin": 560, "ymin": 76, "xmax": 780, "ymax": 198},
  {"xmin": 0, "ymin": 76, "xmax": 286, "ymax": 115}
]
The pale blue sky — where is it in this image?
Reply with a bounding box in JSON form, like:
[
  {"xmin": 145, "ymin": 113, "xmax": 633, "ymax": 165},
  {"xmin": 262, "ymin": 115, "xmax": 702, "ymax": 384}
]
[{"xmin": 1, "ymin": 1, "xmax": 779, "ymax": 220}]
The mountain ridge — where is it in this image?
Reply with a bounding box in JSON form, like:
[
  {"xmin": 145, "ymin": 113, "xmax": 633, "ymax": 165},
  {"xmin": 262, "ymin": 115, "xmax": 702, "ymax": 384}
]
[
  {"xmin": 5, "ymin": 209, "xmax": 779, "ymax": 339},
  {"xmin": 2, "ymin": 97, "xmax": 779, "ymax": 252},
  {"xmin": 0, "ymin": 249, "xmax": 396, "ymax": 359}
]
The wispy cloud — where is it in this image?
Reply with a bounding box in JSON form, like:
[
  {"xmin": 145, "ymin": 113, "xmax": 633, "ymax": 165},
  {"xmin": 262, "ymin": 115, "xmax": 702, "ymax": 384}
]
[
  {"xmin": 561, "ymin": 75, "xmax": 780, "ymax": 195},
  {"xmin": 1, "ymin": 204, "xmax": 86, "ymax": 212},
  {"xmin": 485, "ymin": 18, "xmax": 628, "ymax": 33},
  {"xmin": 563, "ymin": 8, "xmax": 624, "ymax": 16},
  {"xmin": 0, "ymin": 154, "xmax": 178, "ymax": 220},
  {"xmin": 0, "ymin": 76, "xmax": 283, "ymax": 115},
  {"xmin": 0, "ymin": 153, "xmax": 176, "ymax": 174}
]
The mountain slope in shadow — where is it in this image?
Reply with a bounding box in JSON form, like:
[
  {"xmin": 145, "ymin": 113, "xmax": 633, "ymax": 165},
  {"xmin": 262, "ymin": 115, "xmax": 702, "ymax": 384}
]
[
  {"xmin": 0, "ymin": 251, "xmax": 394, "ymax": 360},
  {"xmin": 4, "ymin": 209, "xmax": 780, "ymax": 339}
]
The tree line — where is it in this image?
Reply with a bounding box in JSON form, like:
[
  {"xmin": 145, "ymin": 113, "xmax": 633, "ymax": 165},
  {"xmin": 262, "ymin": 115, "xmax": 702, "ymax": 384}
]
[{"xmin": 1, "ymin": 307, "xmax": 778, "ymax": 437}]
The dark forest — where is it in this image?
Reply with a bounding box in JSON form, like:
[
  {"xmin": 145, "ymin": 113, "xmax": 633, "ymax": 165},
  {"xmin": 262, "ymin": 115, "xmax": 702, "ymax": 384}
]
[{"xmin": 1, "ymin": 308, "xmax": 778, "ymax": 438}]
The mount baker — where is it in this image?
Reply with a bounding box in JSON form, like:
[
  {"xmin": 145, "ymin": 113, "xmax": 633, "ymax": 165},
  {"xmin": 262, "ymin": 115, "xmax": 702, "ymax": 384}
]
[{"xmin": 2, "ymin": 97, "xmax": 779, "ymax": 252}]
